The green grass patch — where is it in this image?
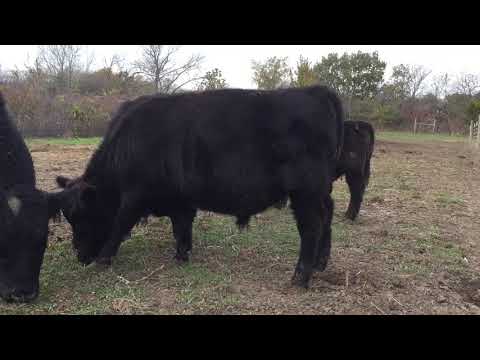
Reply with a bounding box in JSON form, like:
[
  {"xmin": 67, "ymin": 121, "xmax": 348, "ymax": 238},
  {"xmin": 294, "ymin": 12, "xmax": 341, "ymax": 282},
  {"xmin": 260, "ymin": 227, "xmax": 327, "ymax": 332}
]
[
  {"xmin": 377, "ymin": 131, "xmax": 466, "ymax": 144},
  {"xmin": 0, "ymin": 241, "xmax": 147, "ymax": 315},
  {"xmin": 435, "ymin": 193, "xmax": 465, "ymax": 207},
  {"xmin": 25, "ymin": 131, "xmax": 466, "ymax": 147},
  {"xmin": 26, "ymin": 137, "xmax": 102, "ymax": 146}
]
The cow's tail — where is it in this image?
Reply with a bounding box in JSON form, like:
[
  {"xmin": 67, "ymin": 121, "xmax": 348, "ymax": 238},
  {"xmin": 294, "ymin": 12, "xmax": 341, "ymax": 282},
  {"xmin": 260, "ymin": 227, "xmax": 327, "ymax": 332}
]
[
  {"xmin": 368, "ymin": 123, "xmax": 375, "ymax": 156},
  {"xmin": 326, "ymin": 89, "xmax": 345, "ymax": 161},
  {"xmin": 0, "ymin": 91, "xmax": 6, "ymax": 113}
]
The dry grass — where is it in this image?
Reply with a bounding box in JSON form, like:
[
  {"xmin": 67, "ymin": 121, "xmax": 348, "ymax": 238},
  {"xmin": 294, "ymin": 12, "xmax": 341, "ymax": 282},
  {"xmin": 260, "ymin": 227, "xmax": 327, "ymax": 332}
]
[{"xmin": 2, "ymin": 131, "xmax": 480, "ymax": 314}]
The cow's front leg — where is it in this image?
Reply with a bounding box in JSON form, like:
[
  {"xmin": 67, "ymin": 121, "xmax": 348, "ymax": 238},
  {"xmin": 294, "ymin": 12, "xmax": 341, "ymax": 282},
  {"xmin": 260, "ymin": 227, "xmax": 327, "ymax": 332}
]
[
  {"xmin": 289, "ymin": 192, "xmax": 325, "ymax": 288},
  {"xmin": 170, "ymin": 208, "xmax": 196, "ymax": 263},
  {"xmin": 314, "ymin": 194, "xmax": 334, "ymax": 272},
  {"xmin": 345, "ymin": 172, "xmax": 367, "ymax": 221},
  {"xmin": 96, "ymin": 192, "xmax": 144, "ymax": 266}
]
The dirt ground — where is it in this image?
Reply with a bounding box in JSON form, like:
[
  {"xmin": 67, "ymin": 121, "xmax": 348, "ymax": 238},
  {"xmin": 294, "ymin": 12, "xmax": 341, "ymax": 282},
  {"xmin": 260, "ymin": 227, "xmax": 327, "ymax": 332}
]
[{"xmin": 10, "ymin": 135, "xmax": 480, "ymax": 314}]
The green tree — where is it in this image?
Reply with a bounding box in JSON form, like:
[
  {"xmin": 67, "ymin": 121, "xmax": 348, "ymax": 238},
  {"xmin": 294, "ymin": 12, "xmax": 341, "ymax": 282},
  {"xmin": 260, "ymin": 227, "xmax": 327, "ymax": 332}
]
[
  {"xmin": 312, "ymin": 53, "xmax": 344, "ymax": 93},
  {"xmin": 251, "ymin": 56, "xmax": 292, "ymax": 90},
  {"xmin": 467, "ymin": 99, "xmax": 480, "ymax": 123},
  {"xmin": 197, "ymin": 68, "xmax": 227, "ymax": 90},
  {"xmin": 313, "ymin": 51, "xmax": 386, "ymax": 99},
  {"xmin": 313, "ymin": 51, "xmax": 386, "ymax": 119},
  {"xmin": 291, "ymin": 56, "xmax": 317, "ymax": 87},
  {"xmin": 444, "ymin": 93, "xmax": 473, "ymax": 132}
]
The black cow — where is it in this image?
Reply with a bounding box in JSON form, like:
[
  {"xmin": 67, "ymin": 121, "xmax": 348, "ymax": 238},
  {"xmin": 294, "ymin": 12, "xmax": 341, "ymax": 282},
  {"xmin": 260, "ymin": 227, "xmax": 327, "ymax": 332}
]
[
  {"xmin": 336, "ymin": 120, "xmax": 375, "ymax": 220},
  {"xmin": 51, "ymin": 86, "xmax": 344, "ymax": 288},
  {"xmin": 275, "ymin": 120, "xmax": 375, "ymax": 220},
  {"xmin": 0, "ymin": 92, "xmax": 61, "ymax": 303}
]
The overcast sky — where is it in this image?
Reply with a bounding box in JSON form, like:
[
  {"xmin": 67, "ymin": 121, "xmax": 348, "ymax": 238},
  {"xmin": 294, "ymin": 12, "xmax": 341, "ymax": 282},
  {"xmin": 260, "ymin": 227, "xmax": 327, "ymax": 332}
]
[{"xmin": 1, "ymin": 45, "xmax": 479, "ymax": 89}]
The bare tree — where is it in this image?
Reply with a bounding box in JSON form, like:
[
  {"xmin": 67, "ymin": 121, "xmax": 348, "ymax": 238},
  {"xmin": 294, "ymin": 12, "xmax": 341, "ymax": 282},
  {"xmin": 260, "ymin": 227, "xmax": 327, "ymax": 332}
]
[
  {"xmin": 103, "ymin": 54, "xmax": 128, "ymax": 73},
  {"xmin": 84, "ymin": 46, "xmax": 96, "ymax": 73},
  {"xmin": 134, "ymin": 45, "xmax": 203, "ymax": 93},
  {"xmin": 391, "ymin": 64, "xmax": 432, "ymax": 99},
  {"xmin": 0, "ymin": 65, "xmax": 6, "ymax": 84},
  {"xmin": 453, "ymin": 73, "xmax": 480, "ymax": 96},
  {"xmin": 430, "ymin": 72, "xmax": 451, "ymax": 99},
  {"xmin": 36, "ymin": 45, "xmax": 82, "ymax": 91},
  {"xmin": 409, "ymin": 65, "xmax": 432, "ymax": 98}
]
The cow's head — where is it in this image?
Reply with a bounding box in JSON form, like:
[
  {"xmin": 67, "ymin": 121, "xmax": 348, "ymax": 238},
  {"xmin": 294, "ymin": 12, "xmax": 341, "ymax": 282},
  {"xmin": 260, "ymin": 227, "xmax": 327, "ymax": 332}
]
[
  {"xmin": 51, "ymin": 176, "xmax": 114, "ymax": 265},
  {"xmin": 0, "ymin": 188, "xmax": 62, "ymax": 303}
]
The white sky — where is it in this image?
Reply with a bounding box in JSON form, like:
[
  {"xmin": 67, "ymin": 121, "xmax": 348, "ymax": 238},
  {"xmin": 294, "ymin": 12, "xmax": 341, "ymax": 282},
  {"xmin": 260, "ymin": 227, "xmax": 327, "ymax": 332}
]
[{"xmin": 1, "ymin": 45, "xmax": 479, "ymax": 89}]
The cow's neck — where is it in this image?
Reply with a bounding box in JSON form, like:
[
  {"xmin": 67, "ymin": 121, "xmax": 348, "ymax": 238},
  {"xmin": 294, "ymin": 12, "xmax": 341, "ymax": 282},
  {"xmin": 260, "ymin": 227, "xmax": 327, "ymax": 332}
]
[
  {"xmin": 83, "ymin": 142, "xmax": 119, "ymax": 196},
  {"xmin": 83, "ymin": 144, "xmax": 107, "ymax": 187}
]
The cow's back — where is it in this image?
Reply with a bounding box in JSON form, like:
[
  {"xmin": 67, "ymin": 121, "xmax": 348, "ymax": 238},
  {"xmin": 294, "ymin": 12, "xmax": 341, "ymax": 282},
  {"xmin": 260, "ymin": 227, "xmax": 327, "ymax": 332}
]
[
  {"xmin": 86, "ymin": 86, "xmax": 343, "ymax": 216},
  {"xmin": 102, "ymin": 86, "xmax": 341, "ymax": 167}
]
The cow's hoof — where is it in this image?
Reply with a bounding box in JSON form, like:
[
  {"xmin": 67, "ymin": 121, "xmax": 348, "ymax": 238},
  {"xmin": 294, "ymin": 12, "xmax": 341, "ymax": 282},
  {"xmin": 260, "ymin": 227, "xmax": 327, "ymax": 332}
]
[
  {"xmin": 174, "ymin": 253, "xmax": 190, "ymax": 264},
  {"xmin": 291, "ymin": 270, "xmax": 312, "ymax": 289},
  {"xmin": 345, "ymin": 210, "xmax": 357, "ymax": 221},
  {"xmin": 78, "ymin": 255, "xmax": 94, "ymax": 266},
  {"xmin": 96, "ymin": 257, "xmax": 112, "ymax": 267},
  {"xmin": 313, "ymin": 257, "xmax": 329, "ymax": 272}
]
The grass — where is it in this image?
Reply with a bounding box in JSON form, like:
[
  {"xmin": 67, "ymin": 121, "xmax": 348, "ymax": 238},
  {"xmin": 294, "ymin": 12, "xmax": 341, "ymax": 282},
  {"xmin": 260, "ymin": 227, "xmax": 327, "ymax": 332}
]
[
  {"xmin": 0, "ymin": 241, "xmax": 147, "ymax": 315},
  {"xmin": 436, "ymin": 193, "xmax": 465, "ymax": 207},
  {"xmin": 2, "ymin": 130, "xmax": 478, "ymax": 314},
  {"xmin": 377, "ymin": 131, "xmax": 466, "ymax": 143},
  {"xmin": 25, "ymin": 130, "xmax": 467, "ymax": 148},
  {"xmin": 26, "ymin": 137, "xmax": 102, "ymax": 146}
]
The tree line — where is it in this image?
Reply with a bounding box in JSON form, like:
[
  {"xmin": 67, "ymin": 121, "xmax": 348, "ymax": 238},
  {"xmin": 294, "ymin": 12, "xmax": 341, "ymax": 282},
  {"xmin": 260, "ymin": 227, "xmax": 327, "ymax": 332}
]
[
  {"xmin": 250, "ymin": 53, "xmax": 480, "ymax": 134},
  {"xmin": 0, "ymin": 46, "xmax": 479, "ymax": 137}
]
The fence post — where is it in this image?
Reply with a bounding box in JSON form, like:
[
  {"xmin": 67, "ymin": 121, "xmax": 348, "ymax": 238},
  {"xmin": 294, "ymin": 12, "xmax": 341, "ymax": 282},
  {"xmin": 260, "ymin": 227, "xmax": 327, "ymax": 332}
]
[
  {"xmin": 413, "ymin": 117, "xmax": 417, "ymax": 134},
  {"xmin": 470, "ymin": 121, "xmax": 473, "ymax": 142},
  {"xmin": 477, "ymin": 116, "xmax": 480, "ymax": 148},
  {"xmin": 433, "ymin": 118, "xmax": 436, "ymax": 134}
]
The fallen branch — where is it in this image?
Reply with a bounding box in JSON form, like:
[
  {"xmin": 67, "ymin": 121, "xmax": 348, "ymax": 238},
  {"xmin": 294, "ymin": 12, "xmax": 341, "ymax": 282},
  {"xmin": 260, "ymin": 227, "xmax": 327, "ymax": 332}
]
[
  {"xmin": 117, "ymin": 265, "xmax": 165, "ymax": 285},
  {"xmin": 390, "ymin": 296, "xmax": 404, "ymax": 308},
  {"xmin": 132, "ymin": 265, "xmax": 165, "ymax": 283},
  {"xmin": 371, "ymin": 302, "xmax": 386, "ymax": 315}
]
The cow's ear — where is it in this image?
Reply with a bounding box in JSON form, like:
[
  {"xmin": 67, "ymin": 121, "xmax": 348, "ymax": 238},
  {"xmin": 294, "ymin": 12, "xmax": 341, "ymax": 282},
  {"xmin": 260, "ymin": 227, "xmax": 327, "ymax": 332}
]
[{"xmin": 56, "ymin": 176, "xmax": 71, "ymax": 188}]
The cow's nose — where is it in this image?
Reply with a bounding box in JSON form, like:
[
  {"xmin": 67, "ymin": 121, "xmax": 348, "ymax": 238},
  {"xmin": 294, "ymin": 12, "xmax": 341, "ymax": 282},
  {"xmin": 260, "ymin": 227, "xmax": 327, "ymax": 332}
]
[{"xmin": 78, "ymin": 253, "xmax": 94, "ymax": 265}]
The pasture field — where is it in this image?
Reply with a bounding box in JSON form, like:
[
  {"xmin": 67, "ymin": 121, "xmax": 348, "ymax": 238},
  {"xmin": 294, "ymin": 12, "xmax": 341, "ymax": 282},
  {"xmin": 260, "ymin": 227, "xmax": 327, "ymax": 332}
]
[{"xmin": 2, "ymin": 131, "xmax": 480, "ymax": 314}]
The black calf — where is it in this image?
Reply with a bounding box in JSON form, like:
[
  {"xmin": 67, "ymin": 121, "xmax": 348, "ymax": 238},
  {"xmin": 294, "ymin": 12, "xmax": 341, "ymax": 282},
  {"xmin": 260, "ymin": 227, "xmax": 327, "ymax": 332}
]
[
  {"xmin": 336, "ymin": 120, "xmax": 375, "ymax": 220},
  {"xmin": 274, "ymin": 120, "xmax": 375, "ymax": 221}
]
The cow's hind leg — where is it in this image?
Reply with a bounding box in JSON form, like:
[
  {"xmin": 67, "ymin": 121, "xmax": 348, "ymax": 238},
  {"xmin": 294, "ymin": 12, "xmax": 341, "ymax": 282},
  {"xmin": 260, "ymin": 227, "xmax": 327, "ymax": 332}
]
[
  {"xmin": 289, "ymin": 191, "xmax": 325, "ymax": 288},
  {"xmin": 314, "ymin": 194, "xmax": 334, "ymax": 272},
  {"xmin": 170, "ymin": 208, "xmax": 196, "ymax": 263},
  {"xmin": 364, "ymin": 157, "xmax": 371, "ymax": 188},
  {"xmin": 345, "ymin": 172, "xmax": 367, "ymax": 221},
  {"xmin": 273, "ymin": 196, "xmax": 288, "ymax": 209},
  {"xmin": 96, "ymin": 192, "xmax": 145, "ymax": 265}
]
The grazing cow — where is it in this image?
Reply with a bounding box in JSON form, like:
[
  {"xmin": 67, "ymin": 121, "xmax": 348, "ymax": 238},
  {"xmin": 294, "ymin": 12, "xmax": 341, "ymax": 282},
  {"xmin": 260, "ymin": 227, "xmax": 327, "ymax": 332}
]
[
  {"xmin": 275, "ymin": 120, "xmax": 375, "ymax": 221},
  {"xmin": 0, "ymin": 92, "xmax": 61, "ymax": 303},
  {"xmin": 51, "ymin": 86, "xmax": 344, "ymax": 288}
]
